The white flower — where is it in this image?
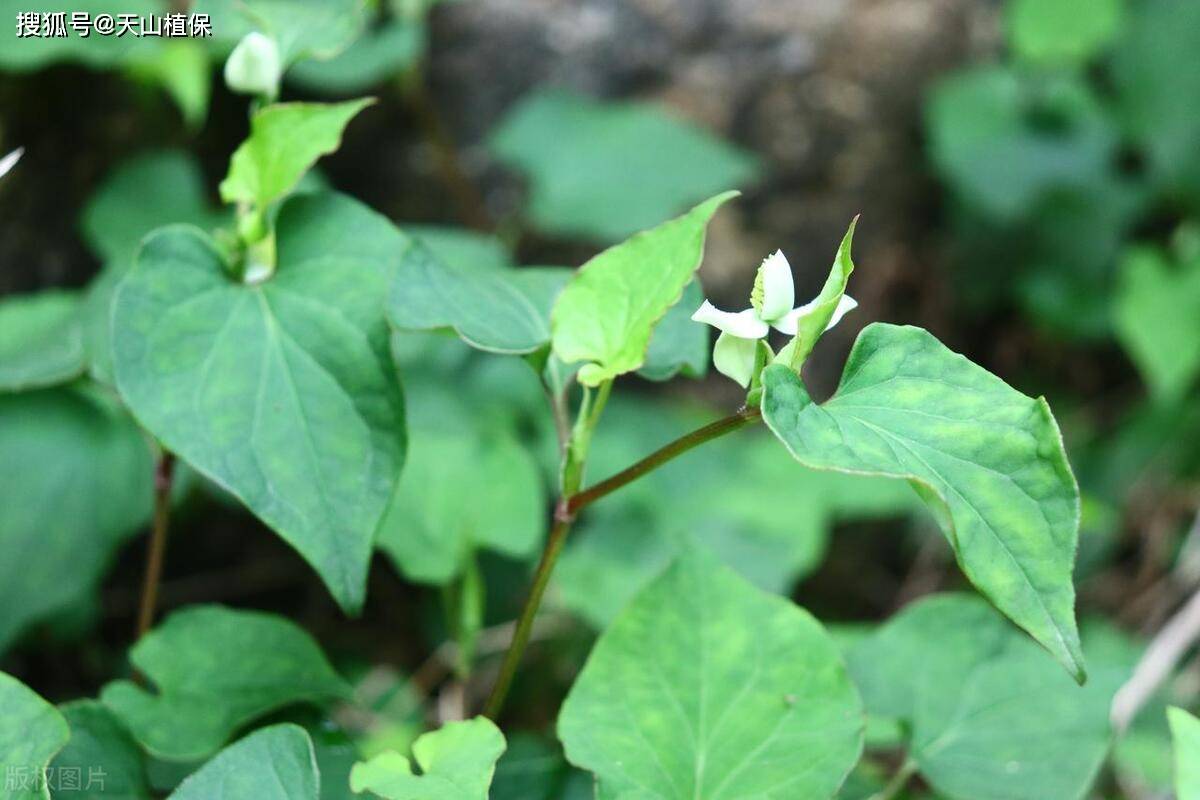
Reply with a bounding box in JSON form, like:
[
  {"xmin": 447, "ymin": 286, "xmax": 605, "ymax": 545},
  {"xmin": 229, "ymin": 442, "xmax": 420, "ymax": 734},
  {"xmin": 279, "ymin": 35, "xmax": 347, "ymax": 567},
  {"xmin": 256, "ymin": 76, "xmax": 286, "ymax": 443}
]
[
  {"xmin": 691, "ymin": 249, "xmax": 857, "ymax": 387},
  {"xmin": 224, "ymin": 32, "xmax": 282, "ymax": 99},
  {"xmin": 0, "ymin": 147, "xmax": 23, "ymax": 181}
]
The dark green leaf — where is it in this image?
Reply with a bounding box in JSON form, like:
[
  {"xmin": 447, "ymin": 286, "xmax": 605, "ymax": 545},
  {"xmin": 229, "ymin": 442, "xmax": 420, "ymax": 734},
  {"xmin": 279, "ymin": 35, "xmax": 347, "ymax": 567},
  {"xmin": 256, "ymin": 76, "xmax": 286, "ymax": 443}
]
[
  {"xmin": 0, "ymin": 387, "xmax": 153, "ymax": 654},
  {"xmin": 490, "ymin": 90, "xmax": 759, "ymax": 241},
  {"xmin": 0, "ymin": 291, "xmax": 85, "ymax": 392},
  {"xmin": 111, "ymin": 193, "xmax": 407, "ymax": 611},
  {"xmin": 0, "ymin": 672, "xmax": 69, "ymax": 800},
  {"xmin": 101, "ymin": 605, "xmax": 349, "ymax": 761},
  {"xmin": 53, "ymin": 701, "xmax": 152, "ymax": 799},
  {"xmin": 377, "ymin": 427, "xmax": 544, "ymax": 585}
]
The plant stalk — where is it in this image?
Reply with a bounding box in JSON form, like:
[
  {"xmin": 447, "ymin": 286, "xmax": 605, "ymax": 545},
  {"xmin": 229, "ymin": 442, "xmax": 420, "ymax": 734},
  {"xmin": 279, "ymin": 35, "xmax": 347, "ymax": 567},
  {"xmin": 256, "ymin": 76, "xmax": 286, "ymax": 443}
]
[
  {"xmin": 483, "ymin": 405, "xmax": 761, "ymax": 719},
  {"xmin": 568, "ymin": 406, "xmax": 761, "ymax": 515},
  {"xmin": 135, "ymin": 451, "xmax": 176, "ymax": 640},
  {"xmin": 868, "ymin": 758, "xmax": 918, "ymax": 800}
]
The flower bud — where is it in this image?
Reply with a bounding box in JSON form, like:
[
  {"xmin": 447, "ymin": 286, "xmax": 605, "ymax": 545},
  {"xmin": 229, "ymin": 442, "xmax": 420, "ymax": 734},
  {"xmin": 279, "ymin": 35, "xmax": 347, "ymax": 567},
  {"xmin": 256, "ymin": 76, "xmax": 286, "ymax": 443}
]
[{"xmin": 224, "ymin": 32, "xmax": 282, "ymax": 99}]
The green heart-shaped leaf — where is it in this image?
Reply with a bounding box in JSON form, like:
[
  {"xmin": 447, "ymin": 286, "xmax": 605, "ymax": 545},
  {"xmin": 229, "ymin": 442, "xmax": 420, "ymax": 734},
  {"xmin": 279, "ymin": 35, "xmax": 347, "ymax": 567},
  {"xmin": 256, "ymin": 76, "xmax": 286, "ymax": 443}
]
[
  {"xmin": 52, "ymin": 701, "xmax": 152, "ymax": 800},
  {"xmin": 761, "ymin": 323, "xmax": 1085, "ymax": 681},
  {"xmin": 551, "ymin": 191, "xmax": 736, "ymax": 386},
  {"xmin": 1113, "ymin": 245, "xmax": 1200, "ymax": 402},
  {"xmin": 112, "ymin": 192, "xmax": 407, "ymax": 611},
  {"xmin": 849, "ymin": 594, "xmax": 1121, "ymax": 800},
  {"xmin": 0, "ymin": 387, "xmax": 153, "ymax": 655},
  {"xmin": 168, "ymin": 724, "xmax": 319, "ymax": 800},
  {"xmin": 558, "ymin": 550, "xmax": 863, "ymax": 799},
  {"xmin": 101, "ymin": 605, "xmax": 349, "ymax": 762},
  {"xmin": 0, "ymin": 672, "xmax": 68, "ymax": 800},
  {"xmin": 195, "ymin": 0, "xmax": 365, "ymax": 64},
  {"xmin": 0, "ymin": 291, "xmax": 85, "ymax": 392},
  {"xmin": 350, "ymin": 718, "xmax": 506, "ymax": 800}
]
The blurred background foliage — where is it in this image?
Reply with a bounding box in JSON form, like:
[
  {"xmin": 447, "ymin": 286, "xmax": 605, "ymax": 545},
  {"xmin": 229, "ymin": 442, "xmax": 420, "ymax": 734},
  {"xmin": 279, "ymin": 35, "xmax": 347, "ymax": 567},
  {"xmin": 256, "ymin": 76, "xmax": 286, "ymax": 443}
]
[{"xmin": 1, "ymin": 0, "xmax": 1198, "ymax": 797}]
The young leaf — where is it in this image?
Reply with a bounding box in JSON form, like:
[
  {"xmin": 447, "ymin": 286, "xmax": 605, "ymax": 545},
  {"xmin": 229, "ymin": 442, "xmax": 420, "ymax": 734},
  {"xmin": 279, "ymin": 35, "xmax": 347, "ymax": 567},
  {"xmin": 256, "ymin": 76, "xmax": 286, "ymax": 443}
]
[
  {"xmin": 0, "ymin": 387, "xmax": 153, "ymax": 655},
  {"xmin": 781, "ymin": 219, "xmax": 856, "ymax": 369},
  {"xmin": 219, "ymin": 100, "xmax": 373, "ymax": 210},
  {"xmin": 111, "ymin": 193, "xmax": 407, "ymax": 612},
  {"xmin": 1113, "ymin": 246, "xmax": 1200, "ymax": 402},
  {"xmin": 761, "ymin": 323, "xmax": 1085, "ymax": 681},
  {"xmin": 349, "ymin": 717, "xmax": 506, "ymax": 800},
  {"xmin": 168, "ymin": 724, "xmax": 319, "ymax": 800},
  {"xmin": 489, "ymin": 89, "xmax": 759, "ymax": 241},
  {"xmin": 388, "ymin": 244, "xmax": 571, "ymax": 355},
  {"xmin": 0, "ymin": 291, "xmax": 85, "ymax": 392},
  {"xmin": 551, "ymin": 191, "xmax": 737, "ymax": 386},
  {"xmin": 850, "ymin": 595, "xmax": 1121, "ymax": 800},
  {"xmin": 377, "ymin": 428, "xmax": 544, "ymax": 586},
  {"xmin": 1170, "ymin": 707, "xmax": 1200, "ymax": 800},
  {"xmin": 1006, "ymin": 0, "xmax": 1122, "ymax": 65},
  {"xmin": 53, "ymin": 701, "xmax": 152, "ymax": 799},
  {"xmin": 0, "ymin": 672, "xmax": 69, "ymax": 800},
  {"xmin": 557, "ymin": 551, "xmax": 863, "ymax": 799},
  {"xmin": 101, "ymin": 605, "xmax": 350, "ymax": 761}
]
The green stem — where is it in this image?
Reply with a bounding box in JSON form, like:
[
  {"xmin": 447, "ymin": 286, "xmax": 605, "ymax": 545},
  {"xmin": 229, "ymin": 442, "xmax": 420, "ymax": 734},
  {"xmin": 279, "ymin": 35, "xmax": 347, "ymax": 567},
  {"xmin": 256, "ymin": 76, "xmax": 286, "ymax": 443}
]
[
  {"xmin": 568, "ymin": 406, "xmax": 761, "ymax": 515},
  {"xmin": 482, "ymin": 403, "xmax": 761, "ymax": 719},
  {"xmin": 482, "ymin": 504, "xmax": 573, "ymax": 720},
  {"xmin": 868, "ymin": 758, "xmax": 918, "ymax": 800}
]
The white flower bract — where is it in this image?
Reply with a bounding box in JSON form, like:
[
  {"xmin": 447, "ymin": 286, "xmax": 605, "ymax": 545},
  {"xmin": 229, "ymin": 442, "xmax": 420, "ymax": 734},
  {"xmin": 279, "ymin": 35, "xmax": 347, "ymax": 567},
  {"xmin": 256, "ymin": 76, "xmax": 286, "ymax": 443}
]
[{"xmin": 691, "ymin": 249, "xmax": 857, "ymax": 387}]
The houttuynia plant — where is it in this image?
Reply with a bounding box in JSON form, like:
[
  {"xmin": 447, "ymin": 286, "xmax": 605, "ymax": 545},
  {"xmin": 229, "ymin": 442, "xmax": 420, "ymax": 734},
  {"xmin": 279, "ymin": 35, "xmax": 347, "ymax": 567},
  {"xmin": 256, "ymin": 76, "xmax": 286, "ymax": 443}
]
[{"xmin": 3, "ymin": 3, "xmax": 1196, "ymax": 797}]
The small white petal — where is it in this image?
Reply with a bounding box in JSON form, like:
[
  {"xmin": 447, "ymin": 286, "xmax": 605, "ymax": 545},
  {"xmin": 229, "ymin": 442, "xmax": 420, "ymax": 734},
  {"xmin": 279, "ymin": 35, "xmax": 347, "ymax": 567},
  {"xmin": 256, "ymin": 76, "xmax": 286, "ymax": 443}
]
[
  {"xmin": 691, "ymin": 300, "xmax": 769, "ymax": 339},
  {"xmin": 758, "ymin": 250, "xmax": 795, "ymax": 322},
  {"xmin": 0, "ymin": 147, "xmax": 23, "ymax": 181},
  {"xmin": 713, "ymin": 331, "xmax": 760, "ymax": 388},
  {"xmin": 770, "ymin": 293, "xmax": 858, "ymax": 336},
  {"xmin": 826, "ymin": 294, "xmax": 858, "ymax": 330}
]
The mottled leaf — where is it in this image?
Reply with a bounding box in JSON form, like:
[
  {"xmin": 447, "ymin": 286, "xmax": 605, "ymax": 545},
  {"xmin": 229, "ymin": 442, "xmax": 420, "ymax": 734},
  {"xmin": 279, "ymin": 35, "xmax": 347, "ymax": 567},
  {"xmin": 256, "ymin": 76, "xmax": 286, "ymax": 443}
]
[
  {"xmin": 849, "ymin": 594, "xmax": 1120, "ymax": 800},
  {"xmin": 111, "ymin": 193, "xmax": 407, "ymax": 611},
  {"xmin": 761, "ymin": 323, "xmax": 1084, "ymax": 680},
  {"xmin": 558, "ymin": 551, "xmax": 863, "ymax": 799},
  {"xmin": 101, "ymin": 605, "xmax": 349, "ymax": 761}
]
